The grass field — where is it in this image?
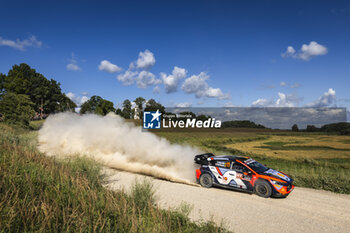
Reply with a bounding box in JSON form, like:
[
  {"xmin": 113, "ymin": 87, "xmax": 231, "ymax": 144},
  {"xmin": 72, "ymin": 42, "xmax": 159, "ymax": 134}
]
[
  {"xmin": 155, "ymin": 128, "xmax": 350, "ymax": 194},
  {"xmin": 2, "ymin": 118, "xmax": 349, "ymax": 232},
  {"xmin": 0, "ymin": 123, "xmax": 228, "ymax": 232}
]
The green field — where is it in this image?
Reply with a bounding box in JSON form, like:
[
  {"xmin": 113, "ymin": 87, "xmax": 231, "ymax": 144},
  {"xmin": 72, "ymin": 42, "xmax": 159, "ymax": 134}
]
[{"xmin": 155, "ymin": 128, "xmax": 350, "ymax": 194}]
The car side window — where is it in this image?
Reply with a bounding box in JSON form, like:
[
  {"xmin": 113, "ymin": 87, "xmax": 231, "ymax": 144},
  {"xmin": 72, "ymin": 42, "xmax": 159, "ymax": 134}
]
[{"xmin": 232, "ymin": 163, "xmax": 247, "ymax": 173}]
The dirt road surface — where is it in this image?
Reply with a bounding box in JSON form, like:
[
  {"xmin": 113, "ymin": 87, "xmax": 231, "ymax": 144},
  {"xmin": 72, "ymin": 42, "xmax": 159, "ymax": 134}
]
[{"xmin": 104, "ymin": 169, "xmax": 350, "ymax": 233}]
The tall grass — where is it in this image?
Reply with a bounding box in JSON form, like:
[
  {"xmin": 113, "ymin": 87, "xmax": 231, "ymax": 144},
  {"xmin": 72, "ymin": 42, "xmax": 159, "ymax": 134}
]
[{"xmin": 0, "ymin": 124, "xmax": 229, "ymax": 232}]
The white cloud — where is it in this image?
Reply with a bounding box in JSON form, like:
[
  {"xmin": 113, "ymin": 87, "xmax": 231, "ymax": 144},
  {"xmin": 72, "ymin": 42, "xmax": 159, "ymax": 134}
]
[
  {"xmin": 251, "ymin": 98, "xmax": 275, "ymax": 107},
  {"xmin": 80, "ymin": 96, "xmax": 89, "ymax": 104},
  {"xmin": 66, "ymin": 92, "xmax": 75, "ymax": 100},
  {"xmin": 282, "ymin": 41, "xmax": 328, "ymax": 61},
  {"xmin": 280, "ymin": 82, "xmax": 287, "ymax": 87},
  {"xmin": 182, "ymin": 72, "xmax": 210, "ymax": 97},
  {"xmin": 117, "ymin": 70, "xmax": 138, "ymax": 86},
  {"xmin": 66, "ymin": 92, "xmax": 90, "ymax": 106},
  {"xmin": 161, "ymin": 66, "xmax": 187, "ymax": 93},
  {"xmin": 0, "ymin": 35, "xmax": 42, "ymax": 51},
  {"xmin": 66, "ymin": 63, "xmax": 81, "ymax": 71},
  {"xmin": 98, "ymin": 60, "xmax": 122, "ymax": 73},
  {"xmin": 136, "ymin": 71, "xmax": 161, "ymax": 88},
  {"xmin": 281, "ymin": 46, "xmax": 295, "ymax": 58},
  {"xmin": 116, "ymin": 69, "xmax": 161, "ymax": 88},
  {"xmin": 136, "ymin": 49, "xmax": 155, "ymax": 69},
  {"xmin": 251, "ymin": 92, "xmax": 301, "ymax": 107},
  {"xmin": 112, "ymin": 50, "xmax": 228, "ymax": 101},
  {"xmin": 67, "ymin": 53, "xmax": 81, "ymax": 71},
  {"xmin": 205, "ymin": 87, "xmax": 226, "ymax": 98},
  {"xmin": 306, "ymin": 88, "xmax": 336, "ymax": 107},
  {"xmin": 115, "ymin": 49, "xmax": 160, "ymax": 87},
  {"xmin": 174, "ymin": 102, "xmax": 192, "ymax": 107},
  {"xmin": 275, "ymin": 92, "xmax": 296, "ymax": 107},
  {"xmin": 299, "ymin": 41, "xmax": 328, "ymax": 60},
  {"xmin": 153, "ymin": 86, "xmax": 160, "ymax": 94},
  {"xmin": 181, "ymin": 72, "xmax": 229, "ymax": 100}
]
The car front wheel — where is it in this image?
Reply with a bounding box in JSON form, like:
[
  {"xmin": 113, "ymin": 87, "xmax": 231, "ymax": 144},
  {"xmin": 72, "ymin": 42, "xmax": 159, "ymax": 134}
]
[
  {"xmin": 199, "ymin": 173, "xmax": 213, "ymax": 188},
  {"xmin": 254, "ymin": 180, "xmax": 272, "ymax": 198}
]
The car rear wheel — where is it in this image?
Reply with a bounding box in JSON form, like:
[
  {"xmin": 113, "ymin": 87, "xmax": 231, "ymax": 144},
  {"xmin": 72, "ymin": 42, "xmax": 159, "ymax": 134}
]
[
  {"xmin": 254, "ymin": 180, "xmax": 272, "ymax": 198},
  {"xmin": 199, "ymin": 173, "xmax": 213, "ymax": 188}
]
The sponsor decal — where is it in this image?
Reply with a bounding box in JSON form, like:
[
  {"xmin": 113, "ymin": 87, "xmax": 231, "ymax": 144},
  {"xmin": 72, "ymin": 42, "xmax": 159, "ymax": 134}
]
[
  {"xmin": 245, "ymin": 158, "xmax": 256, "ymax": 164},
  {"xmin": 273, "ymin": 184, "xmax": 283, "ymax": 190},
  {"xmin": 265, "ymin": 169, "xmax": 291, "ymax": 182}
]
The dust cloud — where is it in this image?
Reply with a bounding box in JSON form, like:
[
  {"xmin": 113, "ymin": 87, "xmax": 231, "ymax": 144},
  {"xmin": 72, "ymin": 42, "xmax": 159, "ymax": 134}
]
[{"xmin": 38, "ymin": 112, "xmax": 201, "ymax": 184}]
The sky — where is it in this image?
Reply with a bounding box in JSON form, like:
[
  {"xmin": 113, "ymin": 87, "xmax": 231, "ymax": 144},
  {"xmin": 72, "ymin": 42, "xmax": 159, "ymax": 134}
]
[{"xmin": 0, "ymin": 0, "xmax": 350, "ymax": 115}]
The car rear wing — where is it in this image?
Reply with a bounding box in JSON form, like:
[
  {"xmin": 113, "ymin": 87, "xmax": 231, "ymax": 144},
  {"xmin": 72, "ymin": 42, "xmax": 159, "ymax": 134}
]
[{"xmin": 194, "ymin": 153, "xmax": 215, "ymax": 165}]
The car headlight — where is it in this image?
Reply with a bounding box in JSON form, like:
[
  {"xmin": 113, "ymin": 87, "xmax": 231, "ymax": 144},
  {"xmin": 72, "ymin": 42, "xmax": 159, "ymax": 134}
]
[{"xmin": 270, "ymin": 180, "xmax": 287, "ymax": 186}]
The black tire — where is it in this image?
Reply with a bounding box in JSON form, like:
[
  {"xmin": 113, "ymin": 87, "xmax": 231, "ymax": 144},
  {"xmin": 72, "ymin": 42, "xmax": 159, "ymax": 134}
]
[
  {"xmin": 254, "ymin": 180, "xmax": 272, "ymax": 198},
  {"xmin": 199, "ymin": 173, "xmax": 213, "ymax": 188}
]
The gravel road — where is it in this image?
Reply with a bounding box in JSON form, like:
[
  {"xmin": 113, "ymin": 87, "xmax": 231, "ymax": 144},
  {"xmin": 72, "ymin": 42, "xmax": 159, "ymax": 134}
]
[{"xmin": 104, "ymin": 169, "xmax": 350, "ymax": 233}]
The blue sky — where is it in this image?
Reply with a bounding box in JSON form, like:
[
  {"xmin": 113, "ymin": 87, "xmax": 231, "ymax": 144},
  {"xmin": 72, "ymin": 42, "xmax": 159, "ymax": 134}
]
[{"xmin": 0, "ymin": 0, "xmax": 349, "ymax": 112}]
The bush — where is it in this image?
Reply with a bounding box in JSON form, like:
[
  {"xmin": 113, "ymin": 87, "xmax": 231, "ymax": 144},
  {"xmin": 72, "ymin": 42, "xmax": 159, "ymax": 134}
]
[
  {"xmin": 0, "ymin": 92, "xmax": 35, "ymax": 127},
  {"xmin": 129, "ymin": 179, "xmax": 156, "ymax": 211}
]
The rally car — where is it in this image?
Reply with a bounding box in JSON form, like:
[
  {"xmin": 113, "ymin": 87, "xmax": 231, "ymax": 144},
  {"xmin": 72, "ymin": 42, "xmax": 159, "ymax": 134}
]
[{"xmin": 194, "ymin": 153, "xmax": 294, "ymax": 198}]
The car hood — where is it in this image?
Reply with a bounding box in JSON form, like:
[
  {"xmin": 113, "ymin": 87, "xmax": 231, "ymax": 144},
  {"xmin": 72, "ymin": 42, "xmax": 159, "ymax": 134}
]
[{"xmin": 263, "ymin": 168, "xmax": 291, "ymax": 182}]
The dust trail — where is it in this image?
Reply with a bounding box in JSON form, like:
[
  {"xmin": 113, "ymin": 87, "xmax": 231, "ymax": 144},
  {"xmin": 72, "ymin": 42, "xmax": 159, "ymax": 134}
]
[{"xmin": 38, "ymin": 112, "xmax": 201, "ymax": 184}]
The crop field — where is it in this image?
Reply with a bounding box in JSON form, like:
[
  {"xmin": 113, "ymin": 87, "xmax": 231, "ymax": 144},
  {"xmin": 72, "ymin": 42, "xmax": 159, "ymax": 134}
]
[
  {"xmin": 155, "ymin": 129, "xmax": 350, "ymax": 194},
  {"xmin": 226, "ymin": 135, "xmax": 350, "ymax": 159}
]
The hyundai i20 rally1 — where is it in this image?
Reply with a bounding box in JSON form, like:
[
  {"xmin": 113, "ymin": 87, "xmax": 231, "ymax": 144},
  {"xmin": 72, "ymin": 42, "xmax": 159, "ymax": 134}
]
[{"xmin": 194, "ymin": 153, "xmax": 294, "ymax": 198}]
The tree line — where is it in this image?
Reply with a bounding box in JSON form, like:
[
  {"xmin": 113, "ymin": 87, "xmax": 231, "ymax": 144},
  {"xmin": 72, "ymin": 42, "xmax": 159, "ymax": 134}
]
[
  {"xmin": 0, "ymin": 63, "xmax": 168, "ymax": 126},
  {"xmin": 221, "ymin": 120, "xmax": 266, "ymax": 129},
  {"xmin": 80, "ymin": 96, "xmax": 166, "ymax": 119},
  {"xmin": 291, "ymin": 123, "xmax": 350, "ymax": 135},
  {"xmin": 0, "ymin": 64, "xmax": 76, "ymax": 126}
]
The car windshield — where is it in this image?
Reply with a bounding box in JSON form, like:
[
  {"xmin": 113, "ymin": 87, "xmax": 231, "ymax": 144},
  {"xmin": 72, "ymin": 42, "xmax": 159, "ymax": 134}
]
[{"xmin": 245, "ymin": 159, "xmax": 268, "ymax": 173}]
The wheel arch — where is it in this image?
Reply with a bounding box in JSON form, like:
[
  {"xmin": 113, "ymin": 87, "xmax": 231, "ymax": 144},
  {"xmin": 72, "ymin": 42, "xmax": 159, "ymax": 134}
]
[
  {"xmin": 200, "ymin": 171, "xmax": 215, "ymax": 179},
  {"xmin": 254, "ymin": 177, "xmax": 273, "ymax": 189}
]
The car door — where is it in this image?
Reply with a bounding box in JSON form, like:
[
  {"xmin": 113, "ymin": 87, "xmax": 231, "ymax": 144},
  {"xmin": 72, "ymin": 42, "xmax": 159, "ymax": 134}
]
[
  {"xmin": 208, "ymin": 160, "xmax": 232, "ymax": 185},
  {"xmin": 210, "ymin": 162, "xmax": 247, "ymax": 189},
  {"xmin": 232, "ymin": 163, "xmax": 253, "ymax": 191}
]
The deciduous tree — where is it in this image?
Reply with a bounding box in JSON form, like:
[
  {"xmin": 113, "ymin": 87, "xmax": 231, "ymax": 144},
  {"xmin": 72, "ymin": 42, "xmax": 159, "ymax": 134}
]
[{"xmin": 80, "ymin": 95, "xmax": 115, "ymax": 115}]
